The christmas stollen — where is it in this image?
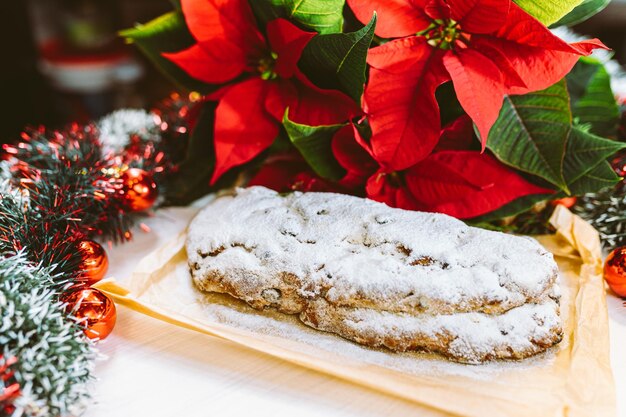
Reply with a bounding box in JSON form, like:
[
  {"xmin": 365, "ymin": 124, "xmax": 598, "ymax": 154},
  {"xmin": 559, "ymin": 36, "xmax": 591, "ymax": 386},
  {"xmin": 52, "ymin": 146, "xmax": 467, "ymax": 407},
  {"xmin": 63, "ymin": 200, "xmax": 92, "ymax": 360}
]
[{"xmin": 186, "ymin": 186, "xmax": 562, "ymax": 363}]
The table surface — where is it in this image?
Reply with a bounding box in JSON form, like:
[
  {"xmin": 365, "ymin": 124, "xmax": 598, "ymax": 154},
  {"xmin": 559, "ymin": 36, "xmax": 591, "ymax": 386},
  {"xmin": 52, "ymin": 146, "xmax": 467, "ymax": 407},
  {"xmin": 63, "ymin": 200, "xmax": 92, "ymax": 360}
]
[{"xmin": 84, "ymin": 207, "xmax": 626, "ymax": 417}]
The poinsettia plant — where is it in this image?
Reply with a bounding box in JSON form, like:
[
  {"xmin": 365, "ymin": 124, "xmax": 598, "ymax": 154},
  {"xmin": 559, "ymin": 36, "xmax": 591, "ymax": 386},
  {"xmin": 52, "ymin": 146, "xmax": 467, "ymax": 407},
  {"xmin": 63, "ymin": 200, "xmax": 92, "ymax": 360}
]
[{"xmin": 123, "ymin": 0, "xmax": 624, "ymax": 222}]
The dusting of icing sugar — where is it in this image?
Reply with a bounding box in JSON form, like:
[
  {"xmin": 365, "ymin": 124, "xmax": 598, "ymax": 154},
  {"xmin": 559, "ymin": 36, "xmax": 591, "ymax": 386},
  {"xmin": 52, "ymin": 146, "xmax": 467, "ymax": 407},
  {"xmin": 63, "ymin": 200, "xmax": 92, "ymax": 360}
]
[
  {"xmin": 305, "ymin": 295, "xmax": 561, "ymax": 363},
  {"xmin": 187, "ymin": 186, "xmax": 559, "ymax": 316},
  {"xmin": 196, "ymin": 289, "xmax": 563, "ymax": 376}
]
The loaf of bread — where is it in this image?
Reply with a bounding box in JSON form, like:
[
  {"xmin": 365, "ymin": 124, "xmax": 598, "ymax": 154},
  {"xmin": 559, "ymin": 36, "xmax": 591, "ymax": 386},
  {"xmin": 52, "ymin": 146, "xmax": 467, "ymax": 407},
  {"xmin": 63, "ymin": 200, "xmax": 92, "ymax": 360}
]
[{"xmin": 187, "ymin": 187, "xmax": 562, "ymax": 363}]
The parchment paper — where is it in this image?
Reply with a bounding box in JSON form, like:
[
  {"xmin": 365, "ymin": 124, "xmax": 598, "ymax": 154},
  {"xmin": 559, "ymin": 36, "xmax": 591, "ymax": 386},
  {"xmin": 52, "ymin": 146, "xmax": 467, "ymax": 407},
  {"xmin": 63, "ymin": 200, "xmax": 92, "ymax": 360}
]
[{"xmin": 95, "ymin": 204, "xmax": 616, "ymax": 417}]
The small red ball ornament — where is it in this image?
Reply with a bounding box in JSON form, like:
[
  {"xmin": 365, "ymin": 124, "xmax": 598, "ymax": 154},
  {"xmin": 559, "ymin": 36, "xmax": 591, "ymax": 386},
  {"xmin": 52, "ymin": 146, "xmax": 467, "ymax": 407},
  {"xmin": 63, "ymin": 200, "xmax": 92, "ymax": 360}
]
[
  {"xmin": 64, "ymin": 289, "xmax": 117, "ymax": 340},
  {"xmin": 603, "ymin": 247, "xmax": 626, "ymax": 297},
  {"xmin": 120, "ymin": 168, "xmax": 158, "ymax": 211},
  {"xmin": 78, "ymin": 240, "xmax": 108, "ymax": 285},
  {"xmin": 550, "ymin": 197, "xmax": 577, "ymax": 208}
]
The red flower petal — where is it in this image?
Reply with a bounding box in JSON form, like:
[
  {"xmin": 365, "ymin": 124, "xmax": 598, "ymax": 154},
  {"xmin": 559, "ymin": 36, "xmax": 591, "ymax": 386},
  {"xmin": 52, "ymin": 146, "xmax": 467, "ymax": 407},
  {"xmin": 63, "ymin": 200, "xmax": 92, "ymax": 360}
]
[
  {"xmin": 291, "ymin": 172, "xmax": 349, "ymax": 193},
  {"xmin": 180, "ymin": 0, "xmax": 263, "ymax": 45},
  {"xmin": 404, "ymin": 151, "xmax": 553, "ymax": 218},
  {"xmin": 264, "ymin": 79, "xmax": 297, "ymax": 121},
  {"xmin": 494, "ymin": 3, "xmax": 605, "ymax": 52},
  {"xmin": 477, "ymin": 2, "xmax": 608, "ymax": 94},
  {"xmin": 466, "ymin": 39, "xmax": 528, "ymax": 91},
  {"xmin": 248, "ymin": 153, "xmax": 309, "ymax": 192},
  {"xmin": 211, "ymin": 78, "xmax": 279, "ymax": 184},
  {"xmin": 473, "ymin": 36, "xmax": 606, "ymax": 95},
  {"xmin": 266, "ymin": 18, "xmax": 316, "ymax": 79},
  {"xmin": 424, "ymin": 0, "xmax": 451, "ymax": 20},
  {"xmin": 332, "ymin": 126, "xmax": 378, "ymax": 188},
  {"xmin": 447, "ymin": 0, "xmax": 510, "ymax": 34},
  {"xmin": 365, "ymin": 37, "xmax": 450, "ymax": 170},
  {"xmin": 435, "ymin": 115, "xmax": 476, "ymax": 151},
  {"xmin": 249, "ymin": 153, "xmax": 351, "ymax": 193},
  {"xmin": 163, "ymin": 44, "xmax": 246, "ymax": 84},
  {"xmin": 289, "ymin": 71, "xmax": 359, "ymax": 125},
  {"xmin": 346, "ymin": 0, "xmax": 430, "ymax": 38},
  {"xmin": 367, "ymin": 151, "xmax": 553, "ymax": 218},
  {"xmin": 442, "ymin": 48, "xmax": 505, "ymax": 148},
  {"xmin": 366, "ymin": 170, "xmax": 426, "ymax": 210},
  {"xmin": 365, "ymin": 170, "xmax": 424, "ymax": 210},
  {"xmin": 168, "ymin": 0, "xmax": 267, "ymax": 83}
]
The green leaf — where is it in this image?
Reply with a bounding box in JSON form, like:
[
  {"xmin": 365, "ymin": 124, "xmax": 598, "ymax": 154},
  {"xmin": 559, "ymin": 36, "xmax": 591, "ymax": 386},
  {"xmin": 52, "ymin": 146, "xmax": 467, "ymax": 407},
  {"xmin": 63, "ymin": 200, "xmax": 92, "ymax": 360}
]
[
  {"xmin": 120, "ymin": 11, "xmax": 212, "ymax": 93},
  {"xmin": 282, "ymin": 111, "xmax": 346, "ymax": 180},
  {"xmin": 436, "ymin": 82, "xmax": 465, "ymax": 127},
  {"xmin": 562, "ymin": 126, "xmax": 626, "ymax": 187},
  {"xmin": 567, "ymin": 160, "xmax": 621, "ymax": 195},
  {"xmin": 249, "ymin": 0, "xmax": 345, "ymax": 34},
  {"xmin": 488, "ymin": 78, "xmax": 624, "ymax": 197},
  {"xmin": 566, "ymin": 57, "xmax": 619, "ymax": 138},
  {"xmin": 514, "ymin": 0, "xmax": 584, "ymax": 25},
  {"xmin": 552, "ymin": 0, "xmax": 610, "ymax": 27},
  {"xmin": 468, "ymin": 193, "xmax": 555, "ymax": 223},
  {"xmin": 164, "ymin": 101, "xmax": 216, "ymax": 205},
  {"xmin": 298, "ymin": 14, "xmax": 376, "ymax": 102},
  {"xmin": 487, "ymin": 80, "xmax": 572, "ymax": 192}
]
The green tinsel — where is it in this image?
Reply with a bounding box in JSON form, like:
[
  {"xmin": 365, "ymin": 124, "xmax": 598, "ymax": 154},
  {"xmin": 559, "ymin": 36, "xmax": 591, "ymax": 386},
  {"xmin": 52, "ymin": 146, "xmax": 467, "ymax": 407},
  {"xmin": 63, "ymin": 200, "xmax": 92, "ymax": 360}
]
[{"xmin": 7, "ymin": 126, "xmax": 140, "ymax": 244}]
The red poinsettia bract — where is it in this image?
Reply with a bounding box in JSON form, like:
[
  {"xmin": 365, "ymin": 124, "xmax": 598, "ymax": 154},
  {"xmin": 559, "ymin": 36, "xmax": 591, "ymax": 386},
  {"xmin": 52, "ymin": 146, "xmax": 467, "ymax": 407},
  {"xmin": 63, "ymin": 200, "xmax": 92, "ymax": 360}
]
[
  {"xmin": 348, "ymin": 0, "xmax": 607, "ymax": 171},
  {"xmin": 346, "ymin": 120, "xmax": 554, "ymax": 218},
  {"xmin": 252, "ymin": 119, "xmax": 553, "ymax": 219},
  {"xmin": 164, "ymin": 0, "xmax": 358, "ymax": 183},
  {"xmin": 248, "ymin": 153, "xmax": 355, "ymax": 194}
]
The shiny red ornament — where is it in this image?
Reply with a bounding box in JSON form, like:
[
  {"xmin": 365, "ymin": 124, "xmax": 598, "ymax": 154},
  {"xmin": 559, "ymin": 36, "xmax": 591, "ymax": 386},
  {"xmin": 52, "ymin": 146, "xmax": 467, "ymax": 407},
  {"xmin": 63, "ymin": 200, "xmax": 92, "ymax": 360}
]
[
  {"xmin": 0, "ymin": 355, "xmax": 20, "ymax": 414},
  {"xmin": 603, "ymin": 247, "xmax": 626, "ymax": 297},
  {"xmin": 78, "ymin": 240, "xmax": 109, "ymax": 285},
  {"xmin": 64, "ymin": 288, "xmax": 117, "ymax": 340},
  {"xmin": 120, "ymin": 168, "xmax": 158, "ymax": 211},
  {"xmin": 611, "ymin": 152, "xmax": 626, "ymax": 178}
]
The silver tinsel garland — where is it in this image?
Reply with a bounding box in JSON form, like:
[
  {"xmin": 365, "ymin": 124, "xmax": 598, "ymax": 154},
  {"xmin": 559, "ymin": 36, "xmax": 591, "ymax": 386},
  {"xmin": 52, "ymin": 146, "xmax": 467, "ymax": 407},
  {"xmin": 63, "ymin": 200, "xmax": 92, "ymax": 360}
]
[{"xmin": 574, "ymin": 182, "xmax": 626, "ymax": 250}]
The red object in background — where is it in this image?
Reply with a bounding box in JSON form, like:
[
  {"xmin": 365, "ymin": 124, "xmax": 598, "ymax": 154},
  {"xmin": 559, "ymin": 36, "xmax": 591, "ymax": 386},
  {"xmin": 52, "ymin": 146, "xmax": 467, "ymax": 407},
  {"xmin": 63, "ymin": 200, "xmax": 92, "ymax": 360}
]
[
  {"xmin": 27, "ymin": 0, "xmax": 144, "ymax": 121},
  {"xmin": 120, "ymin": 168, "xmax": 159, "ymax": 211},
  {"xmin": 39, "ymin": 38, "xmax": 138, "ymax": 91},
  {"xmin": 77, "ymin": 240, "xmax": 109, "ymax": 286},
  {"xmin": 63, "ymin": 288, "xmax": 117, "ymax": 340},
  {"xmin": 551, "ymin": 197, "xmax": 577, "ymax": 208},
  {"xmin": 0, "ymin": 355, "xmax": 20, "ymax": 415},
  {"xmin": 604, "ymin": 247, "xmax": 626, "ymax": 297},
  {"xmin": 37, "ymin": 38, "xmax": 143, "ymax": 122}
]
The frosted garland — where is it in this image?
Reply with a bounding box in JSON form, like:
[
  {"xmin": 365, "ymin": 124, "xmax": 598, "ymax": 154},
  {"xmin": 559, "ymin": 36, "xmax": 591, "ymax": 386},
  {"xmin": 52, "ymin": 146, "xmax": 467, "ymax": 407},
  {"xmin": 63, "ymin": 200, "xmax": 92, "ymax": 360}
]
[
  {"xmin": 0, "ymin": 255, "xmax": 98, "ymax": 417},
  {"xmin": 98, "ymin": 109, "xmax": 161, "ymax": 155}
]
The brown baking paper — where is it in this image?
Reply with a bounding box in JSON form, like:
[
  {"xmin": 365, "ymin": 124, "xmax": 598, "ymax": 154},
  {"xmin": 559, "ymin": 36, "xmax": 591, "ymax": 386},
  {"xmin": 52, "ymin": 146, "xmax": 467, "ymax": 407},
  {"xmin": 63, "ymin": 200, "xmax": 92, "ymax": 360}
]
[{"xmin": 94, "ymin": 204, "xmax": 616, "ymax": 417}]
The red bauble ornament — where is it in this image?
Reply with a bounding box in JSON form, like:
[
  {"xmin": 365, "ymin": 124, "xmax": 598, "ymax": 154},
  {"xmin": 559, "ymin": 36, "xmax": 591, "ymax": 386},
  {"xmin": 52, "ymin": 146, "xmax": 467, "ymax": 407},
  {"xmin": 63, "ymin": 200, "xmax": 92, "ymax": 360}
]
[
  {"xmin": 0, "ymin": 355, "xmax": 20, "ymax": 414},
  {"xmin": 64, "ymin": 289, "xmax": 117, "ymax": 340},
  {"xmin": 603, "ymin": 247, "xmax": 626, "ymax": 297},
  {"xmin": 78, "ymin": 240, "xmax": 108, "ymax": 285},
  {"xmin": 120, "ymin": 168, "xmax": 158, "ymax": 211},
  {"xmin": 550, "ymin": 197, "xmax": 577, "ymax": 208}
]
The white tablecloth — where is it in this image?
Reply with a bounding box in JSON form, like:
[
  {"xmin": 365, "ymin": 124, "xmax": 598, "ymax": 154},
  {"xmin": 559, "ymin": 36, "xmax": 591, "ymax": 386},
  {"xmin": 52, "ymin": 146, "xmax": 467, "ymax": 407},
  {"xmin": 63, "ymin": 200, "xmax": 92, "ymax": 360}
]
[{"xmin": 84, "ymin": 207, "xmax": 626, "ymax": 417}]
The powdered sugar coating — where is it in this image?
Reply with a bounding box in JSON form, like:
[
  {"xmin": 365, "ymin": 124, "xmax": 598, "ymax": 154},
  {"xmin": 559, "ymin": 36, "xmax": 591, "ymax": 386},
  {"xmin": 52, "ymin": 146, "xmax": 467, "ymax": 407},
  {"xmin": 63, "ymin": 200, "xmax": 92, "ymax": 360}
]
[
  {"xmin": 187, "ymin": 187, "xmax": 558, "ymax": 316},
  {"xmin": 301, "ymin": 296, "xmax": 562, "ymax": 364}
]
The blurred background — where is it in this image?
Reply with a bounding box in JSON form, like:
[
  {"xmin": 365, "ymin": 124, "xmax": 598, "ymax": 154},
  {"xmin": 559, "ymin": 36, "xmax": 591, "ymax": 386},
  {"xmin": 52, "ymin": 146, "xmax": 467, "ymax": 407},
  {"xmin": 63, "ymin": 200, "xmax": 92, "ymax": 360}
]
[{"xmin": 0, "ymin": 0, "xmax": 625, "ymax": 145}]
